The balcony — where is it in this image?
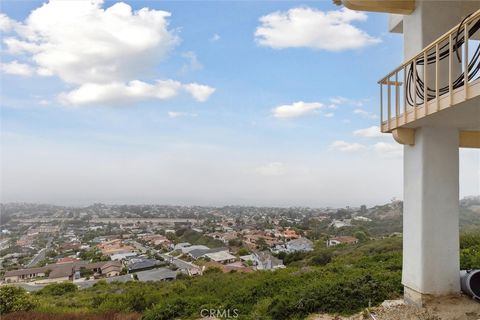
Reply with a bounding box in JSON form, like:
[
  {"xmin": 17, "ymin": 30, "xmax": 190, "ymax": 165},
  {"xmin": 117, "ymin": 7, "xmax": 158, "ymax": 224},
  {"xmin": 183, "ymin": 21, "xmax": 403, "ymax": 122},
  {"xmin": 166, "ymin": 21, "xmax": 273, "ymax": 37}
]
[{"xmin": 378, "ymin": 9, "xmax": 480, "ymax": 139}]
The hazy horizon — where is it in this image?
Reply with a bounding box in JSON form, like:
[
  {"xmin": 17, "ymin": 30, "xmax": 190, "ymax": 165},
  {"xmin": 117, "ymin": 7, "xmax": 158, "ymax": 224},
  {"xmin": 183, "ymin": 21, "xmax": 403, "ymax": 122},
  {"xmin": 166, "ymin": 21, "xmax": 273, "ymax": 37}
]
[{"xmin": 1, "ymin": 0, "xmax": 479, "ymax": 208}]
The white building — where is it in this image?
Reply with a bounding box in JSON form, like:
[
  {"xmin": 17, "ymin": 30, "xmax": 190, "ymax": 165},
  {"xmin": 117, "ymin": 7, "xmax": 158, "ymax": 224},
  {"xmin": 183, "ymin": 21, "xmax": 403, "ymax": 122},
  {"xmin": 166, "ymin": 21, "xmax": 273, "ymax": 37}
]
[
  {"xmin": 334, "ymin": 0, "xmax": 480, "ymax": 305},
  {"xmin": 110, "ymin": 252, "xmax": 137, "ymax": 261},
  {"xmin": 330, "ymin": 220, "xmax": 352, "ymax": 228},
  {"xmin": 204, "ymin": 251, "xmax": 236, "ymax": 264},
  {"xmin": 252, "ymin": 251, "xmax": 285, "ymax": 271}
]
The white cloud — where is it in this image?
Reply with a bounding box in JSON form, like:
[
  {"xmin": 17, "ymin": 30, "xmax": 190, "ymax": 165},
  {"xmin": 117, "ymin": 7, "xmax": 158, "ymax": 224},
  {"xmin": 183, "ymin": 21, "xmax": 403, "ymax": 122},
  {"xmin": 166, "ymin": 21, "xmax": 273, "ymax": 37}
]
[
  {"xmin": 58, "ymin": 80, "xmax": 215, "ymax": 106},
  {"xmin": 180, "ymin": 51, "xmax": 202, "ymax": 73},
  {"xmin": 2, "ymin": 0, "xmax": 215, "ymax": 106},
  {"xmin": 272, "ymin": 101, "xmax": 324, "ymax": 119},
  {"xmin": 330, "ymin": 96, "xmax": 365, "ymax": 107},
  {"xmin": 0, "ymin": 13, "xmax": 14, "ymax": 32},
  {"xmin": 4, "ymin": 1, "xmax": 178, "ymax": 84},
  {"xmin": 353, "ymin": 126, "xmax": 387, "ymax": 138},
  {"xmin": 331, "ymin": 140, "xmax": 366, "ymax": 152},
  {"xmin": 167, "ymin": 111, "xmax": 198, "ymax": 118},
  {"xmin": 1, "ymin": 61, "xmax": 34, "ymax": 76},
  {"xmin": 330, "ymin": 97, "xmax": 347, "ymax": 105},
  {"xmin": 324, "ymin": 112, "xmax": 334, "ymax": 118},
  {"xmin": 255, "ymin": 162, "xmax": 286, "ymax": 176},
  {"xmin": 58, "ymin": 80, "xmax": 181, "ymax": 105},
  {"xmin": 183, "ymin": 83, "xmax": 216, "ymax": 102},
  {"xmin": 372, "ymin": 142, "xmax": 402, "ymax": 158},
  {"xmin": 255, "ymin": 7, "xmax": 380, "ymax": 51},
  {"xmin": 37, "ymin": 67, "xmax": 54, "ymax": 77},
  {"xmin": 353, "ymin": 108, "xmax": 377, "ymax": 119},
  {"xmin": 210, "ymin": 33, "xmax": 220, "ymax": 42}
]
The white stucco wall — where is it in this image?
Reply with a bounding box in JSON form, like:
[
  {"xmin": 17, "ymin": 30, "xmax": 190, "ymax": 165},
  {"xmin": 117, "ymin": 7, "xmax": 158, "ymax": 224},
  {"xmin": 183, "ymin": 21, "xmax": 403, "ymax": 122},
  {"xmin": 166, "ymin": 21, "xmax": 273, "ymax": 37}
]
[{"xmin": 403, "ymin": 127, "xmax": 460, "ymax": 295}]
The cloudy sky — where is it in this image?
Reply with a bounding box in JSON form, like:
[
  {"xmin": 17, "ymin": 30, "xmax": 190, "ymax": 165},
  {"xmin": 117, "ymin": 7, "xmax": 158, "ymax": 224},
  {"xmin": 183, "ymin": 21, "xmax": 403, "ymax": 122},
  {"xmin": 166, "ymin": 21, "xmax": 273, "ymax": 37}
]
[{"xmin": 1, "ymin": 0, "xmax": 478, "ymax": 207}]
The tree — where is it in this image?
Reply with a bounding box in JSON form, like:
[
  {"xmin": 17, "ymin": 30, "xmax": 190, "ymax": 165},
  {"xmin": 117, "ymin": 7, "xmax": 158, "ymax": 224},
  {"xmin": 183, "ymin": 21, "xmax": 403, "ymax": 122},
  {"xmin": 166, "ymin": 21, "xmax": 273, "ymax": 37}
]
[
  {"xmin": 310, "ymin": 250, "xmax": 332, "ymax": 266},
  {"xmin": 228, "ymin": 238, "xmax": 243, "ymax": 247},
  {"xmin": 354, "ymin": 231, "xmax": 368, "ymax": 242},
  {"xmin": 237, "ymin": 247, "xmax": 250, "ymax": 256},
  {"xmin": 166, "ymin": 233, "xmax": 176, "ymax": 241},
  {"xmin": 0, "ymin": 285, "xmax": 35, "ymax": 314},
  {"xmin": 80, "ymin": 266, "xmax": 94, "ymax": 278}
]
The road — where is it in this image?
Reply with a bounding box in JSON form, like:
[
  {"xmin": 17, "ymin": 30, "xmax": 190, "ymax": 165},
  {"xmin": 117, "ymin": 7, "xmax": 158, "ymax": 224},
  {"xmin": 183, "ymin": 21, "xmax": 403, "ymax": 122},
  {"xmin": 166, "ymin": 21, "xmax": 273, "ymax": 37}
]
[{"xmin": 25, "ymin": 237, "xmax": 53, "ymax": 268}]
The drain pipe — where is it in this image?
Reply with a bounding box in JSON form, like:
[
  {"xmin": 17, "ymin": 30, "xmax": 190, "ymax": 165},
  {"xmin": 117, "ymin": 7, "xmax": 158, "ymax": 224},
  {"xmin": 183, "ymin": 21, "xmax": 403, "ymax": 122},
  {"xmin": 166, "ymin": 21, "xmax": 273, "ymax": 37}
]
[{"xmin": 460, "ymin": 270, "xmax": 480, "ymax": 300}]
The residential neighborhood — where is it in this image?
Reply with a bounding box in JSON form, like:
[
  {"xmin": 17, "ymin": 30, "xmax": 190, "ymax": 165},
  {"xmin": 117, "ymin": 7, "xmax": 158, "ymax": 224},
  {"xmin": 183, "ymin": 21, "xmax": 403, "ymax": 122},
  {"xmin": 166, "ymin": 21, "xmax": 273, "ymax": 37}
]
[{"xmin": 0, "ymin": 202, "xmax": 391, "ymax": 290}]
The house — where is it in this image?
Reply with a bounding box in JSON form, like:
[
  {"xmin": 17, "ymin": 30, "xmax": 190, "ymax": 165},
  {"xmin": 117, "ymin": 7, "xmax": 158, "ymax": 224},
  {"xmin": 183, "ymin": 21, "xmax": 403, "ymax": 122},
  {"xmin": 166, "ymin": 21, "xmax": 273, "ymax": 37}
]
[
  {"xmin": 97, "ymin": 239, "xmax": 134, "ymax": 256},
  {"xmin": 327, "ymin": 236, "xmax": 358, "ymax": 247},
  {"xmin": 142, "ymin": 234, "xmax": 170, "ymax": 246},
  {"xmin": 181, "ymin": 245, "xmax": 209, "ymax": 254},
  {"xmin": 330, "ymin": 220, "xmax": 352, "ymax": 228},
  {"xmin": 353, "ymin": 216, "xmax": 372, "ymax": 222},
  {"xmin": 207, "ymin": 231, "xmax": 238, "ymax": 244},
  {"xmin": 243, "ymin": 233, "xmax": 281, "ymax": 249},
  {"xmin": 136, "ymin": 268, "xmax": 177, "ymax": 281},
  {"xmin": 4, "ymin": 267, "xmax": 47, "ymax": 283},
  {"xmin": 101, "ymin": 261, "xmax": 122, "ymax": 277},
  {"xmin": 252, "ymin": 251, "xmax": 285, "ymax": 271},
  {"xmin": 187, "ymin": 247, "xmax": 229, "ymax": 260},
  {"xmin": 283, "ymin": 229, "xmax": 299, "ymax": 240},
  {"xmin": 110, "ymin": 252, "xmax": 137, "ymax": 261},
  {"xmin": 56, "ymin": 257, "xmax": 80, "ymax": 264},
  {"xmin": 285, "ymin": 238, "xmax": 314, "ymax": 252},
  {"xmin": 59, "ymin": 243, "xmax": 81, "ymax": 252},
  {"xmin": 239, "ymin": 254, "xmax": 254, "ymax": 262},
  {"xmin": 173, "ymin": 242, "xmax": 191, "ymax": 251},
  {"xmin": 204, "ymin": 251, "xmax": 236, "ymax": 264},
  {"xmin": 170, "ymin": 259, "xmax": 202, "ymax": 276},
  {"xmin": 127, "ymin": 258, "xmax": 159, "ymax": 273},
  {"xmin": 3, "ymin": 260, "xmax": 123, "ymax": 283}
]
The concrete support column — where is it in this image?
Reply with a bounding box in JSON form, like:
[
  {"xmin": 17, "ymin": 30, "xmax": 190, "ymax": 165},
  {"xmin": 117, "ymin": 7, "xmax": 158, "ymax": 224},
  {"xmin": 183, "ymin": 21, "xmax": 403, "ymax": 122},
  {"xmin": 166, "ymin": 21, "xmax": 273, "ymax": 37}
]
[{"xmin": 403, "ymin": 127, "xmax": 460, "ymax": 305}]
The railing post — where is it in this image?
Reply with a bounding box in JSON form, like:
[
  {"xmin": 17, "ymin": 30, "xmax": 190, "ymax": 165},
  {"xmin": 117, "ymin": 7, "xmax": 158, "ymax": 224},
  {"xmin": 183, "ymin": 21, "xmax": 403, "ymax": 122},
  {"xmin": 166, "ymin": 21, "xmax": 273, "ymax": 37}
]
[
  {"xmin": 435, "ymin": 43, "xmax": 439, "ymax": 111},
  {"xmin": 413, "ymin": 58, "xmax": 417, "ymax": 120},
  {"xmin": 388, "ymin": 77, "xmax": 392, "ymax": 131},
  {"xmin": 449, "ymin": 34, "xmax": 453, "ymax": 105},
  {"xmin": 380, "ymin": 84, "xmax": 383, "ymax": 131},
  {"xmin": 395, "ymin": 72, "xmax": 400, "ymax": 127},
  {"xmin": 423, "ymin": 51, "xmax": 428, "ymax": 116},
  {"xmin": 464, "ymin": 23, "xmax": 469, "ymax": 100},
  {"xmin": 404, "ymin": 65, "xmax": 407, "ymax": 124}
]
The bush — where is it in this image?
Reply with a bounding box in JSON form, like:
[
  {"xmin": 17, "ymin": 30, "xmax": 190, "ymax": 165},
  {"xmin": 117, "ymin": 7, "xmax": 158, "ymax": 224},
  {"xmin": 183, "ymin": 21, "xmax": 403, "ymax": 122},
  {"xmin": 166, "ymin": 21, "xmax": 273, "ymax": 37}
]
[
  {"xmin": 37, "ymin": 282, "xmax": 78, "ymax": 296},
  {"xmin": 0, "ymin": 286, "xmax": 35, "ymax": 314}
]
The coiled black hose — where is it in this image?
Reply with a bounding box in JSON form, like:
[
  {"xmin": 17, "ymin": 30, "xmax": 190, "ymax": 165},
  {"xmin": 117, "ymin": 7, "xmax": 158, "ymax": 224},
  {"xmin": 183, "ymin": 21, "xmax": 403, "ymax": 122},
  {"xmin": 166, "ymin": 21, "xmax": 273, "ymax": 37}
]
[{"xmin": 402, "ymin": 14, "xmax": 480, "ymax": 107}]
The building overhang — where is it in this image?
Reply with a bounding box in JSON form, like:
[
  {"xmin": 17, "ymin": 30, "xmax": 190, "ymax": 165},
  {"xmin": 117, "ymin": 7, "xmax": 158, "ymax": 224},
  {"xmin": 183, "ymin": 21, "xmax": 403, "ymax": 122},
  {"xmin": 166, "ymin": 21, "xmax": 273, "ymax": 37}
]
[{"xmin": 333, "ymin": 0, "xmax": 415, "ymax": 15}]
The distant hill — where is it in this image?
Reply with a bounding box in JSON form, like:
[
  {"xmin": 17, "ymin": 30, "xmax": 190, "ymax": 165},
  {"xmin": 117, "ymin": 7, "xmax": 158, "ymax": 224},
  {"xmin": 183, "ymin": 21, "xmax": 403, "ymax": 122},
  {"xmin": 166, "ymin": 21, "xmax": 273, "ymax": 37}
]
[{"xmin": 354, "ymin": 197, "xmax": 480, "ymax": 236}]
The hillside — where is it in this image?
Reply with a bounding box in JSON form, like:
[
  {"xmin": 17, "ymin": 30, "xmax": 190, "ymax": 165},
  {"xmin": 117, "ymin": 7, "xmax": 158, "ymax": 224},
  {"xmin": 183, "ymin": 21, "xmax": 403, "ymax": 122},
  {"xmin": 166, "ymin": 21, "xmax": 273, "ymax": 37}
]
[
  {"xmin": 2, "ymin": 233, "xmax": 480, "ymax": 320},
  {"xmin": 333, "ymin": 198, "xmax": 480, "ymax": 238}
]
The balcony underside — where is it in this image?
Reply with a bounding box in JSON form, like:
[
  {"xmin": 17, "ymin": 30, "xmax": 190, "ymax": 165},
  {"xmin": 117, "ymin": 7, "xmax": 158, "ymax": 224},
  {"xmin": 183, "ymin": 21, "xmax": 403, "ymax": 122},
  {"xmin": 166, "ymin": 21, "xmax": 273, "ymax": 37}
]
[{"xmin": 381, "ymin": 78, "xmax": 480, "ymax": 133}]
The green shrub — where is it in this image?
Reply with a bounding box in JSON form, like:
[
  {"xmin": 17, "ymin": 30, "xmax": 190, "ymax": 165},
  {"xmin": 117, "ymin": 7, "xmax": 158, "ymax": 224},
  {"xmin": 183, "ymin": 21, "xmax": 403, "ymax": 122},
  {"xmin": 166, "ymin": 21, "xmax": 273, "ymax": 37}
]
[
  {"xmin": 0, "ymin": 286, "xmax": 35, "ymax": 314},
  {"xmin": 37, "ymin": 282, "xmax": 78, "ymax": 296}
]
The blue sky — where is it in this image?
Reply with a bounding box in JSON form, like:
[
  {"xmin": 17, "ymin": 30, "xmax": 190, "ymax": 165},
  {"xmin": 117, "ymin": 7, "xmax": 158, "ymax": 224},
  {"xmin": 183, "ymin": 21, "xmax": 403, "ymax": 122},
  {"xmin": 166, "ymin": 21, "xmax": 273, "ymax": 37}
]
[{"xmin": 1, "ymin": 0, "xmax": 478, "ymax": 207}]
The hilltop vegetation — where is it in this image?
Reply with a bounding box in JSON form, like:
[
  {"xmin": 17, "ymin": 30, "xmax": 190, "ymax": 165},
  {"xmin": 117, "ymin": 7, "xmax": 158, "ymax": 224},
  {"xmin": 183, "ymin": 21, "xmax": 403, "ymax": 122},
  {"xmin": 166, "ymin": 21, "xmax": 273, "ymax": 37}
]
[{"xmin": 2, "ymin": 232, "xmax": 480, "ymax": 320}]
